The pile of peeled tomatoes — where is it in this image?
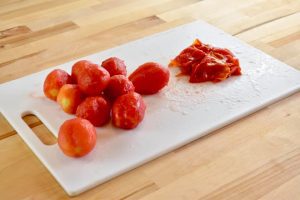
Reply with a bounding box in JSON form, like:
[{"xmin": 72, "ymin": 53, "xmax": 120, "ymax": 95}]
[
  {"xmin": 169, "ymin": 39, "xmax": 242, "ymax": 82},
  {"xmin": 43, "ymin": 57, "xmax": 169, "ymax": 157}
]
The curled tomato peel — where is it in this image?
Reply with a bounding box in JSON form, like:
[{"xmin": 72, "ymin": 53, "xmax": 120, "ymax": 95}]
[{"xmin": 169, "ymin": 39, "xmax": 242, "ymax": 83}]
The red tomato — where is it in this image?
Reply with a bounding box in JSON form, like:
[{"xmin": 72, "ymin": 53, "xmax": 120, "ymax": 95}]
[
  {"xmin": 77, "ymin": 64, "xmax": 110, "ymax": 96},
  {"xmin": 76, "ymin": 96, "xmax": 111, "ymax": 127},
  {"xmin": 43, "ymin": 69, "xmax": 73, "ymax": 101},
  {"xmin": 129, "ymin": 62, "xmax": 170, "ymax": 95},
  {"xmin": 101, "ymin": 57, "xmax": 127, "ymax": 76},
  {"xmin": 57, "ymin": 84, "xmax": 85, "ymax": 114},
  {"xmin": 71, "ymin": 60, "xmax": 92, "ymax": 83},
  {"xmin": 104, "ymin": 75, "xmax": 135, "ymax": 101},
  {"xmin": 58, "ymin": 118, "xmax": 96, "ymax": 158},
  {"xmin": 112, "ymin": 92, "xmax": 146, "ymax": 129}
]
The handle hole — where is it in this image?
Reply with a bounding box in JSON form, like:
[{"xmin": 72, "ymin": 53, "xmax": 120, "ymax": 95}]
[{"xmin": 22, "ymin": 114, "xmax": 57, "ymax": 145}]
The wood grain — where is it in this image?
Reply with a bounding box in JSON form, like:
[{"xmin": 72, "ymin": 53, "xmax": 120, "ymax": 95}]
[
  {"xmin": 0, "ymin": 0, "xmax": 299, "ymax": 199},
  {"xmin": 0, "ymin": 25, "xmax": 31, "ymax": 39}
]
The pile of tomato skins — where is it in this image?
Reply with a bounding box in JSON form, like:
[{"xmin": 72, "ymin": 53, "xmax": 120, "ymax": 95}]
[
  {"xmin": 170, "ymin": 39, "xmax": 241, "ymax": 82},
  {"xmin": 43, "ymin": 39, "xmax": 241, "ymax": 158}
]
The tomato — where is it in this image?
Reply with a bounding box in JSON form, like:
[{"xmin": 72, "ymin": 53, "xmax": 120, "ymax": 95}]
[
  {"xmin": 57, "ymin": 84, "xmax": 85, "ymax": 114},
  {"xmin": 129, "ymin": 62, "xmax": 170, "ymax": 95},
  {"xmin": 101, "ymin": 57, "xmax": 127, "ymax": 76},
  {"xmin": 76, "ymin": 96, "xmax": 111, "ymax": 127},
  {"xmin": 58, "ymin": 118, "xmax": 96, "ymax": 158},
  {"xmin": 43, "ymin": 69, "xmax": 73, "ymax": 101},
  {"xmin": 112, "ymin": 92, "xmax": 146, "ymax": 129},
  {"xmin": 77, "ymin": 64, "xmax": 110, "ymax": 96},
  {"xmin": 104, "ymin": 75, "xmax": 135, "ymax": 101},
  {"xmin": 71, "ymin": 60, "xmax": 92, "ymax": 83}
]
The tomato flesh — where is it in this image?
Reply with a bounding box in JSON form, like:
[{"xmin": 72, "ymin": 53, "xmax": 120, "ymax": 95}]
[
  {"xmin": 101, "ymin": 57, "xmax": 127, "ymax": 76},
  {"xmin": 58, "ymin": 118, "xmax": 96, "ymax": 158},
  {"xmin": 104, "ymin": 75, "xmax": 135, "ymax": 101},
  {"xmin": 112, "ymin": 92, "xmax": 146, "ymax": 129},
  {"xmin": 77, "ymin": 64, "xmax": 110, "ymax": 96},
  {"xmin": 43, "ymin": 69, "xmax": 73, "ymax": 101},
  {"xmin": 57, "ymin": 84, "xmax": 85, "ymax": 114},
  {"xmin": 76, "ymin": 96, "xmax": 111, "ymax": 127},
  {"xmin": 129, "ymin": 62, "xmax": 170, "ymax": 95},
  {"xmin": 71, "ymin": 60, "xmax": 92, "ymax": 83}
]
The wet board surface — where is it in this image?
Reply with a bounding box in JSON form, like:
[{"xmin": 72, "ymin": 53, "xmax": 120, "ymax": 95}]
[{"xmin": 0, "ymin": 20, "xmax": 300, "ymax": 196}]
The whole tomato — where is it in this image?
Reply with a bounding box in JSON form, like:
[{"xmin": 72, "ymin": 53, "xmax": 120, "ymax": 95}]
[
  {"xmin": 57, "ymin": 84, "xmax": 85, "ymax": 114},
  {"xmin": 112, "ymin": 92, "xmax": 146, "ymax": 129},
  {"xmin": 58, "ymin": 118, "xmax": 96, "ymax": 158},
  {"xmin": 129, "ymin": 62, "xmax": 169, "ymax": 95},
  {"xmin": 43, "ymin": 69, "xmax": 73, "ymax": 101},
  {"xmin": 76, "ymin": 96, "xmax": 111, "ymax": 127},
  {"xmin": 104, "ymin": 75, "xmax": 135, "ymax": 101},
  {"xmin": 77, "ymin": 64, "xmax": 110, "ymax": 96},
  {"xmin": 101, "ymin": 57, "xmax": 127, "ymax": 76},
  {"xmin": 71, "ymin": 60, "xmax": 92, "ymax": 83}
]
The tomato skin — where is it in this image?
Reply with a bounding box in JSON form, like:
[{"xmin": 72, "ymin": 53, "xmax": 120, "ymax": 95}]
[
  {"xmin": 43, "ymin": 69, "xmax": 73, "ymax": 101},
  {"xmin": 58, "ymin": 118, "xmax": 96, "ymax": 158},
  {"xmin": 101, "ymin": 57, "xmax": 127, "ymax": 76},
  {"xmin": 104, "ymin": 75, "xmax": 135, "ymax": 101},
  {"xmin": 57, "ymin": 84, "xmax": 85, "ymax": 114},
  {"xmin": 112, "ymin": 92, "xmax": 146, "ymax": 129},
  {"xmin": 190, "ymin": 53, "xmax": 231, "ymax": 83},
  {"xmin": 77, "ymin": 64, "xmax": 110, "ymax": 96},
  {"xmin": 76, "ymin": 96, "xmax": 111, "ymax": 127},
  {"xmin": 71, "ymin": 60, "xmax": 92, "ymax": 83},
  {"xmin": 211, "ymin": 47, "xmax": 234, "ymax": 57},
  {"xmin": 171, "ymin": 46, "xmax": 206, "ymax": 74},
  {"xmin": 169, "ymin": 39, "xmax": 242, "ymax": 83},
  {"xmin": 129, "ymin": 62, "xmax": 170, "ymax": 95}
]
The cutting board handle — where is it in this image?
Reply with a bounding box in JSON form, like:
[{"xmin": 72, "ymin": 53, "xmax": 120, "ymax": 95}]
[{"xmin": 3, "ymin": 111, "xmax": 52, "ymax": 154}]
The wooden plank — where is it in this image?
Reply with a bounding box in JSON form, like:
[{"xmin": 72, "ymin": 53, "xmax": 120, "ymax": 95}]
[
  {"xmin": 0, "ymin": 0, "xmax": 45, "ymax": 14},
  {"xmin": 0, "ymin": 0, "xmax": 299, "ymax": 199},
  {"xmin": 0, "ymin": 19, "xmax": 189, "ymax": 84},
  {"xmin": 0, "ymin": 25, "xmax": 31, "ymax": 39},
  {"xmin": 0, "ymin": 135, "xmax": 156, "ymax": 200},
  {"xmin": 0, "ymin": 113, "xmax": 15, "ymax": 139},
  {"xmin": 158, "ymin": 0, "xmax": 300, "ymax": 35},
  {"xmin": 0, "ymin": 21, "xmax": 78, "ymax": 48},
  {"xmin": 0, "ymin": 0, "xmax": 80, "ymax": 20},
  {"xmin": 0, "ymin": 0, "xmax": 100, "ymax": 30},
  {"xmin": 258, "ymin": 175, "xmax": 300, "ymax": 200},
  {"xmin": 268, "ymin": 31, "xmax": 300, "ymax": 48}
]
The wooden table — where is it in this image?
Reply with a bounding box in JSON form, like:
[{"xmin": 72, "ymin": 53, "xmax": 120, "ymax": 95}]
[{"xmin": 1, "ymin": 0, "xmax": 300, "ymax": 199}]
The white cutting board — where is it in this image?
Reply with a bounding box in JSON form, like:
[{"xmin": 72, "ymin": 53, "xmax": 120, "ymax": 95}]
[{"xmin": 1, "ymin": 20, "xmax": 300, "ymax": 196}]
